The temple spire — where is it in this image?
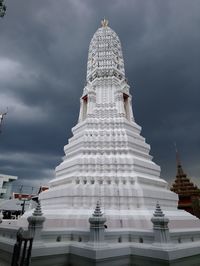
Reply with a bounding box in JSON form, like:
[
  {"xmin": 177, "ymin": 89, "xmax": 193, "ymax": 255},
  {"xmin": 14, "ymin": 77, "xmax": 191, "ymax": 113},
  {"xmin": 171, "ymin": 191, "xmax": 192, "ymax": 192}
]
[
  {"xmin": 39, "ymin": 21, "xmax": 176, "ymax": 232},
  {"xmin": 93, "ymin": 201, "xmax": 103, "ymax": 217},
  {"xmin": 88, "ymin": 201, "xmax": 106, "ymax": 244},
  {"xmin": 27, "ymin": 200, "xmax": 46, "ymax": 240},
  {"xmin": 171, "ymin": 148, "xmax": 200, "ymax": 218},
  {"xmin": 151, "ymin": 202, "xmax": 170, "ymax": 243}
]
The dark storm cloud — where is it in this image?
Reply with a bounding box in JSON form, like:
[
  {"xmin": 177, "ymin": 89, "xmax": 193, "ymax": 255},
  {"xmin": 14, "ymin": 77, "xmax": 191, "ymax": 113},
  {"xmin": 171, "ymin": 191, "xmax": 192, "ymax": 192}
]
[{"xmin": 0, "ymin": 0, "xmax": 200, "ymax": 192}]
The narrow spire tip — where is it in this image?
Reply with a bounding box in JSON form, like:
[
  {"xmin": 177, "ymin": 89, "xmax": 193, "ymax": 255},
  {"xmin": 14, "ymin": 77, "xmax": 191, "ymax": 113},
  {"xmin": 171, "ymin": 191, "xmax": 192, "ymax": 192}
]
[{"xmin": 101, "ymin": 18, "xmax": 109, "ymax": 27}]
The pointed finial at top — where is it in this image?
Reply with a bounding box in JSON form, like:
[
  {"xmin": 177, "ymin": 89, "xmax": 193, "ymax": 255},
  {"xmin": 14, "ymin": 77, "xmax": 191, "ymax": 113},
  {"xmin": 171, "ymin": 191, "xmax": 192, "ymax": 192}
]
[
  {"xmin": 174, "ymin": 143, "xmax": 185, "ymax": 176},
  {"xmin": 101, "ymin": 18, "xmax": 109, "ymax": 27}
]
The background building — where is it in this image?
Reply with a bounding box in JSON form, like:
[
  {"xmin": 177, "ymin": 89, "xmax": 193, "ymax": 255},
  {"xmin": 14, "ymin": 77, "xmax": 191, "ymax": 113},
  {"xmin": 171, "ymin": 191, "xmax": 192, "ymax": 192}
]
[
  {"xmin": 0, "ymin": 173, "xmax": 17, "ymax": 200},
  {"xmin": 171, "ymin": 159, "xmax": 200, "ymax": 219}
]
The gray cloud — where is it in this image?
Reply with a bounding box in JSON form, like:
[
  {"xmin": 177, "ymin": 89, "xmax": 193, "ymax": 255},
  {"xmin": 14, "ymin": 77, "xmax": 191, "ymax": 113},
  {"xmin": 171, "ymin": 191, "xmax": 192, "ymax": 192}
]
[{"xmin": 0, "ymin": 0, "xmax": 200, "ymax": 192}]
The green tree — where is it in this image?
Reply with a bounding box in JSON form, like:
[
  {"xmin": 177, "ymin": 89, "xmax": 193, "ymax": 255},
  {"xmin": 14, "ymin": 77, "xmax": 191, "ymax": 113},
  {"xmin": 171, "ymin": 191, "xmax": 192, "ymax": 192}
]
[{"xmin": 0, "ymin": 0, "xmax": 6, "ymax": 18}]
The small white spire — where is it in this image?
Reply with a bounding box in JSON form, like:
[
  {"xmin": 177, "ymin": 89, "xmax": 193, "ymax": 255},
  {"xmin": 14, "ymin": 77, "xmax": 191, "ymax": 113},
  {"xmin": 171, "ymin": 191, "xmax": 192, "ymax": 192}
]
[
  {"xmin": 153, "ymin": 201, "xmax": 165, "ymax": 217},
  {"xmin": 93, "ymin": 201, "xmax": 103, "ymax": 217},
  {"xmin": 32, "ymin": 200, "xmax": 43, "ymax": 216}
]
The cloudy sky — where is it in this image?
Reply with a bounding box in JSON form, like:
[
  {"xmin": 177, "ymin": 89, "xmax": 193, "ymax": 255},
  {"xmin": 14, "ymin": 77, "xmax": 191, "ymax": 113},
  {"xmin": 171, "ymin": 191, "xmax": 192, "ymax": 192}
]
[{"xmin": 0, "ymin": 0, "xmax": 200, "ymax": 193}]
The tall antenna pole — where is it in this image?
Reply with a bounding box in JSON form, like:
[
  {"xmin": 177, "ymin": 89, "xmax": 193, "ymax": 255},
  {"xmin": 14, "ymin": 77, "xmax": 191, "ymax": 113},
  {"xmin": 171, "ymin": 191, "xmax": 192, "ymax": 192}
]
[{"xmin": 174, "ymin": 142, "xmax": 185, "ymax": 176}]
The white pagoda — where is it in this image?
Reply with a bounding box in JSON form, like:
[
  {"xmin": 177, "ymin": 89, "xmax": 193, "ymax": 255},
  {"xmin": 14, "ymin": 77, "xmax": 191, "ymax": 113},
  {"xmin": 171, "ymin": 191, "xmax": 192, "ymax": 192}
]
[
  {"xmin": 38, "ymin": 19, "xmax": 199, "ymax": 230},
  {"xmin": 1, "ymin": 20, "xmax": 200, "ymax": 266}
]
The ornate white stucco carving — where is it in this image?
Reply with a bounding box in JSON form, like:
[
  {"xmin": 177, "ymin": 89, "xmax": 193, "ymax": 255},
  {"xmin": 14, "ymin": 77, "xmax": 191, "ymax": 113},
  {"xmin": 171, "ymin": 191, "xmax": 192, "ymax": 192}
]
[{"xmin": 87, "ymin": 22, "xmax": 125, "ymax": 83}]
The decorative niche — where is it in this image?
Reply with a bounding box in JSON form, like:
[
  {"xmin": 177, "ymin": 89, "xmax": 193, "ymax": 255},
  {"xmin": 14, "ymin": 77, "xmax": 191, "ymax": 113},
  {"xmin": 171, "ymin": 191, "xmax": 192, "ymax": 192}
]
[
  {"xmin": 82, "ymin": 94, "xmax": 88, "ymax": 121},
  {"xmin": 123, "ymin": 93, "xmax": 131, "ymax": 121}
]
